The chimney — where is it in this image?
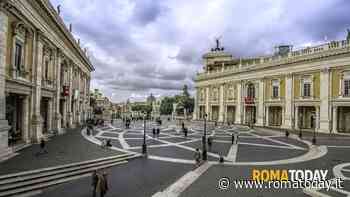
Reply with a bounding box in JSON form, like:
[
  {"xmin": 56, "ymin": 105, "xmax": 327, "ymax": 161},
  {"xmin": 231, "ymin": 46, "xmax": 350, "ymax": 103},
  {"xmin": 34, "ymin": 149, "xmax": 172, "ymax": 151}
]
[{"xmin": 69, "ymin": 24, "xmax": 72, "ymax": 32}]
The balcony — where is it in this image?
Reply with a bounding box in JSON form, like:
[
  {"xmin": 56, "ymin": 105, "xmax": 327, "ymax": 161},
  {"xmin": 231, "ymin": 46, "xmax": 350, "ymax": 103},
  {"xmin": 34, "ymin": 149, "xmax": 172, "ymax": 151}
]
[
  {"xmin": 11, "ymin": 66, "xmax": 29, "ymax": 80},
  {"xmin": 42, "ymin": 78, "xmax": 54, "ymax": 88}
]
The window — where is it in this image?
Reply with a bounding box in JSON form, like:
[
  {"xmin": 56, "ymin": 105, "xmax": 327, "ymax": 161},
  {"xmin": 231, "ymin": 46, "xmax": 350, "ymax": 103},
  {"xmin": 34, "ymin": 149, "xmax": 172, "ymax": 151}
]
[
  {"xmin": 301, "ymin": 77, "xmax": 312, "ymax": 98},
  {"xmin": 344, "ymin": 80, "xmax": 350, "ymax": 97},
  {"xmin": 247, "ymin": 84, "xmax": 255, "ymax": 98},
  {"xmin": 303, "ymin": 83, "xmax": 311, "ymax": 97},
  {"xmin": 45, "ymin": 60, "xmax": 49, "ymax": 79},
  {"xmin": 272, "ymin": 80, "xmax": 279, "ymax": 98},
  {"xmin": 273, "ymin": 86, "xmax": 279, "ymax": 98},
  {"xmin": 14, "ymin": 42, "xmax": 22, "ymax": 70}
]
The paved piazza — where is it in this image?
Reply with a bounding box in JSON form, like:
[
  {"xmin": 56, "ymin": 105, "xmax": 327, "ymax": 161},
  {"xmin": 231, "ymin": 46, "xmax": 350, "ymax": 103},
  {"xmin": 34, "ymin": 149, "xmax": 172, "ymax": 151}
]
[
  {"xmin": 75, "ymin": 120, "xmax": 350, "ymax": 196},
  {"xmin": 84, "ymin": 121, "xmax": 323, "ymax": 166}
]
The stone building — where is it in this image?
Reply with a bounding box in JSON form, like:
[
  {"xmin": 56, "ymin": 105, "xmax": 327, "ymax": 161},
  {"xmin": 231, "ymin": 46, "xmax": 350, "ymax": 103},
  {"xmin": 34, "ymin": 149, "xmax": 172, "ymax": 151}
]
[
  {"xmin": 0, "ymin": 0, "xmax": 94, "ymax": 155},
  {"xmin": 194, "ymin": 33, "xmax": 350, "ymax": 133}
]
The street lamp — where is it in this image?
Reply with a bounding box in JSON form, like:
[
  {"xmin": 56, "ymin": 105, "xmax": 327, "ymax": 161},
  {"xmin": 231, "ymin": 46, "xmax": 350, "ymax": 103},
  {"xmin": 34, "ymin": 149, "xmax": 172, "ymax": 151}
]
[
  {"xmin": 202, "ymin": 113, "xmax": 208, "ymax": 161},
  {"xmin": 298, "ymin": 117, "xmax": 302, "ymax": 138},
  {"xmin": 142, "ymin": 112, "xmax": 147, "ymax": 155},
  {"xmin": 312, "ymin": 127, "xmax": 316, "ymax": 144}
]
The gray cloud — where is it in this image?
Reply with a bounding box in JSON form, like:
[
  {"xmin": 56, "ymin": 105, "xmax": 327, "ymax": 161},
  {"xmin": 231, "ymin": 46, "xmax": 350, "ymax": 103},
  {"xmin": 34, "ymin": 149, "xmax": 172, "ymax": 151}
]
[{"xmin": 51, "ymin": 0, "xmax": 350, "ymax": 102}]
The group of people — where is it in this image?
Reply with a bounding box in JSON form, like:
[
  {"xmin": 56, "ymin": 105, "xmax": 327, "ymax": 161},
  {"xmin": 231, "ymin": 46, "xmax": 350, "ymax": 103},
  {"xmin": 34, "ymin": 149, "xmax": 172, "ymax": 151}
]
[
  {"xmin": 92, "ymin": 170, "xmax": 109, "ymax": 197},
  {"xmin": 125, "ymin": 119, "xmax": 131, "ymax": 129},
  {"xmin": 101, "ymin": 139, "xmax": 112, "ymax": 149},
  {"xmin": 152, "ymin": 128, "xmax": 160, "ymax": 137}
]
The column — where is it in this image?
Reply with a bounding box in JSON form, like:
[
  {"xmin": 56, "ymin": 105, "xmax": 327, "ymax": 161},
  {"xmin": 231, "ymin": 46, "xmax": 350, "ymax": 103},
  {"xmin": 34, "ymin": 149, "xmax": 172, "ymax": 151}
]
[
  {"xmin": 205, "ymin": 87, "xmax": 210, "ymax": 119},
  {"xmin": 256, "ymin": 80, "xmax": 264, "ymax": 126},
  {"xmin": 54, "ymin": 50, "xmax": 62, "ymax": 133},
  {"xmin": 192, "ymin": 88, "xmax": 198, "ymax": 120},
  {"xmin": 281, "ymin": 107, "xmax": 285, "ymax": 127},
  {"xmin": 67, "ymin": 64, "xmax": 73, "ymax": 127},
  {"xmin": 31, "ymin": 31, "xmax": 44, "ymax": 142},
  {"xmin": 0, "ymin": 9, "xmax": 11, "ymax": 151},
  {"xmin": 21, "ymin": 96, "xmax": 30, "ymax": 143},
  {"xmin": 332, "ymin": 106, "xmax": 338, "ymax": 133},
  {"xmin": 235, "ymin": 82, "xmax": 242, "ymax": 124},
  {"xmin": 76, "ymin": 71, "xmax": 81, "ymax": 124},
  {"xmin": 265, "ymin": 106, "xmax": 269, "ymax": 126},
  {"xmin": 218, "ymin": 84, "xmax": 225, "ymax": 122},
  {"xmin": 282, "ymin": 74, "xmax": 293, "ymax": 129},
  {"xmin": 315, "ymin": 106, "xmax": 320, "ymax": 131},
  {"xmin": 319, "ymin": 68, "xmax": 330, "ymax": 132},
  {"xmin": 47, "ymin": 99, "xmax": 53, "ymax": 132},
  {"xmin": 295, "ymin": 106, "xmax": 299, "ymax": 130}
]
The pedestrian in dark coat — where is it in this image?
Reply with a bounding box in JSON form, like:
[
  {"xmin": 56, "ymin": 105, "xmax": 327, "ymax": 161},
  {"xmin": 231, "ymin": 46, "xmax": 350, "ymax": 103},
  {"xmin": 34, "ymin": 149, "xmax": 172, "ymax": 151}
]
[
  {"xmin": 97, "ymin": 172, "xmax": 108, "ymax": 197},
  {"xmin": 36, "ymin": 138, "xmax": 48, "ymax": 156},
  {"xmin": 91, "ymin": 170, "xmax": 98, "ymax": 197},
  {"xmin": 231, "ymin": 133, "xmax": 235, "ymax": 145},
  {"xmin": 156, "ymin": 128, "xmax": 160, "ymax": 137}
]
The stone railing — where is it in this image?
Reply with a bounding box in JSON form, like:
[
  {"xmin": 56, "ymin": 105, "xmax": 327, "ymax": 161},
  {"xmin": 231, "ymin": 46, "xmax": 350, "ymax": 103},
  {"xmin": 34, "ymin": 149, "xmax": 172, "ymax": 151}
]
[{"xmin": 197, "ymin": 39, "xmax": 350, "ymax": 80}]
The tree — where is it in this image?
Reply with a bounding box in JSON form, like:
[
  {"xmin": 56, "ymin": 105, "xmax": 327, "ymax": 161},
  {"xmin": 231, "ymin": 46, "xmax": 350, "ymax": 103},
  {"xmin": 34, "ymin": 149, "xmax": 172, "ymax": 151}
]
[
  {"xmin": 181, "ymin": 85, "xmax": 194, "ymax": 113},
  {"xmin": 160, "ymin": 97, "xmax": 175, "ymax": 115},
  {"xmin": 159, "ymin": 85, "xmax": 195, "ymax": 115}
]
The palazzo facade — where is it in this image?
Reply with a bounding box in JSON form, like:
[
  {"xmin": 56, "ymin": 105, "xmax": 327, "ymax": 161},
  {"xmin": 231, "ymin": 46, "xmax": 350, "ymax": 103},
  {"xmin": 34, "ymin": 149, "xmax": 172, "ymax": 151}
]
[
  {"xmin": 194, "ymin": 33, "xmax": 350, "ymax": 133},
  {"xmin": 0, "ymin": 0, "xmax": 94, "ymax": 156}
]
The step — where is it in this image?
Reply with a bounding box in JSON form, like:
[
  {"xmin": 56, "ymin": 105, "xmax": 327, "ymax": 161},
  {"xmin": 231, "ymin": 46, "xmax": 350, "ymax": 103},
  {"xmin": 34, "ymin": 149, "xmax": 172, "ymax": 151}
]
[
  {"xmin": 0, "ymin": 160, "xmax": 128, "ymax": 197},
  {"xmin": 0, "ymin": 153, "xmax": 133, "ymax": 181},
  {"xmin": 0, "ymin": 154, "xmax": 140, "ymax": 187},
  {"xmin": 0, "ymin": 157, "xmax": 129, "ymax": 190}
]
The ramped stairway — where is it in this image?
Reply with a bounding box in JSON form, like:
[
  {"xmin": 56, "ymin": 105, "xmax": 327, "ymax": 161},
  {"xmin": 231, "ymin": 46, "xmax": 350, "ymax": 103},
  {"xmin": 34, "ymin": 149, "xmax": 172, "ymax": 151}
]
[{"xmin": 0, "ymin": 153, "xmax": 141, "ymax": 197}]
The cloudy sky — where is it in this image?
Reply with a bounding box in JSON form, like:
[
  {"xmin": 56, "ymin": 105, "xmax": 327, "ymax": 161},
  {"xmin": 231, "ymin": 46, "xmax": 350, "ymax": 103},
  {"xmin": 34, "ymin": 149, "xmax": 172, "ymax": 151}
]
[{"xmin": 50, "ymin": 0, "xmax": 349, "ymax": 103}]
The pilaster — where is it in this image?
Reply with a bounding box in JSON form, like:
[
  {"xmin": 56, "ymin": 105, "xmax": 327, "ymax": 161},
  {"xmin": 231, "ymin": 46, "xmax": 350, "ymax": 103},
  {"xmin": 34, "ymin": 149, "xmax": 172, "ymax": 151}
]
[
  {"xmin": 31, "ymin": 30, "xmax": 44, "ymax": 142},
  {"xmin": 282, "ymin": 74, "xmax": 293, "ymax": 129},
  {"xmin": 67, "ymin": 64, "xmax": 73, "ymax": 128},
  {"xmin": 235, "ymin": 82, "xmax": 242, "ymax": 124},
  {"xmin": 205, "ymin": 87, "xmax": 209, "ymax": 119},
  {"xmin": 332, "ymin": 106, "xmax": 338, "ymax": 133},
  {"xmin": 318, "ymin": 68, "xmax": 330, "ymax": 133},
  {"xmin": 218, "ymin": 84, "xmax": 225, "ymax": 122},
  {"xmin": 193, "ymin": 88, "xmax": 198, "ymax": 120},
  {"xmin": 54, "ymin": 49, "xmax": 62, "ymax": 133},
  {"xmin": 0, "ymin": 10, "xmax": 10, "ymax": 151},
  {"xmin": 256, "ymin": 80, "xmax": 264, "ymax": 126},
  {"xmin": 22, "ymin": 96, "xmax": 30, "ymax": 143}
]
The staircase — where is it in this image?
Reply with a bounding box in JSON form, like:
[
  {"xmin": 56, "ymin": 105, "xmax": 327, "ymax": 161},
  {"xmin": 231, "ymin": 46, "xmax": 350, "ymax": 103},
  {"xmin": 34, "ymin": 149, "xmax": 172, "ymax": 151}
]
[{"xmin": 0, "ymin": 153, "xmax": 140, "ymax": 197}]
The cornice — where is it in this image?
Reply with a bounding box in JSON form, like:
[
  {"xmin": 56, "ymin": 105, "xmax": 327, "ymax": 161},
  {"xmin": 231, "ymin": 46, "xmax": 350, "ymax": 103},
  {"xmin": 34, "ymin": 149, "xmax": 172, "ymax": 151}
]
[{"xmin": 196, "ymin": 46, "xmax": 350, "ymax": 82}]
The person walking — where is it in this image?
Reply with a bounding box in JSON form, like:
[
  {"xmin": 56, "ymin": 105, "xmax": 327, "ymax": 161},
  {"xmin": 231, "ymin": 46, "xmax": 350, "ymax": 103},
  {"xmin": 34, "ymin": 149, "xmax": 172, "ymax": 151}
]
[
  {"xmin": 36, "ymin": 138, "xmax": 48, "ymax": 156},
  {"xmin": 152, "ymin": 128, "xmax": 156, "ymax": 136},
  {"xmin": 91, "ymin": 170, "xmax": 98, "ymax": 197},
  {"xmin": 156, "ymin": 128, "xmax": 160, "ymax": 137},
  {"xmin": 97, "ymin": 172, "xmax": 108, "ymax": 197}
]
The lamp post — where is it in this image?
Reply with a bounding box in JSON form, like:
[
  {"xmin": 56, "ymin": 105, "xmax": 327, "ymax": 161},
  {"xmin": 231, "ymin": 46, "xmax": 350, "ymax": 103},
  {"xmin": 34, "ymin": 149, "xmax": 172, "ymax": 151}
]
[
  {"xmin": 298, "ymin": 116, "xmax": 302, "ymax": 138},
  {"xmin": 202, "ymin": 114, "xmax": 208, "ymax": 161},
  {"xmin": 142, "ymin": 112, "xmax": 147, "ymax": 155}
]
